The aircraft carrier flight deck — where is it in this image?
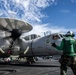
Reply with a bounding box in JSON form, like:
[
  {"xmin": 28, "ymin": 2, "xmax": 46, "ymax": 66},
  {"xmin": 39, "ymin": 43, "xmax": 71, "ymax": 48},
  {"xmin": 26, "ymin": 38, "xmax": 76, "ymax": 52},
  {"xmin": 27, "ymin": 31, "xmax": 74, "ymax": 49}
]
[{"xmin": 0, "ymin": 58, "xmax": 73, "ymax": 75}]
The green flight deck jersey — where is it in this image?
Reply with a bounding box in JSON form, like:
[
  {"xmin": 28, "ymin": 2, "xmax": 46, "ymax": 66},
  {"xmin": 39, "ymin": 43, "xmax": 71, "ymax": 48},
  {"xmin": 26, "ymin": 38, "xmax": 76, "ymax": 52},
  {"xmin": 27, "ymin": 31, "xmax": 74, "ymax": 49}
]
[{"xmin": 55, "ymin": 36, "xmax": 76, "ymax": 56}]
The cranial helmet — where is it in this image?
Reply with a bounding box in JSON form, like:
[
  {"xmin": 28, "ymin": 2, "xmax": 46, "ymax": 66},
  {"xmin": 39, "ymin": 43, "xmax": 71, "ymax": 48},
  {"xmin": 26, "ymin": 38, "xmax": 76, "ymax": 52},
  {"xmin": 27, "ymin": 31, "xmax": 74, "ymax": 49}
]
[{"xmin": 66, "ymin": 31, "xmax": 75, "ymax": 37}]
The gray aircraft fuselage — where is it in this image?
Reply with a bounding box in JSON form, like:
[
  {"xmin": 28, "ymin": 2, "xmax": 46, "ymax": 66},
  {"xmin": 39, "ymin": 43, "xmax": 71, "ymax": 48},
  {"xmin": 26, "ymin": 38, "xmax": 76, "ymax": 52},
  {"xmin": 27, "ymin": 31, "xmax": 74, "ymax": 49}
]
[{"xmin": 0, "ymin": 33, "xmax": 63, "ymax": 58}]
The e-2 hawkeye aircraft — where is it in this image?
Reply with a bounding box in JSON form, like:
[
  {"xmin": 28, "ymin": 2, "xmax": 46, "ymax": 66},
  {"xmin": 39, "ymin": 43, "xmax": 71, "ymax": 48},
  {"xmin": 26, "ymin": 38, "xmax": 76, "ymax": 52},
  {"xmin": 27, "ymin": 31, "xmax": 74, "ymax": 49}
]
[{"xmin": 0, "ymin": 18, "xmax": 63, "ymax": 59}]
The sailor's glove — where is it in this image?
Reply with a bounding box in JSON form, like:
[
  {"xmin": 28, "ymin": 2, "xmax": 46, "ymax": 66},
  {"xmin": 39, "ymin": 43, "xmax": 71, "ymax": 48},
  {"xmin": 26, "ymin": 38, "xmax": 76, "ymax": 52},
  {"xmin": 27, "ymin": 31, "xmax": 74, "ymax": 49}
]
[{"xmin": 52, "ymin": 43, "xmax": 56, "ymax": 47}]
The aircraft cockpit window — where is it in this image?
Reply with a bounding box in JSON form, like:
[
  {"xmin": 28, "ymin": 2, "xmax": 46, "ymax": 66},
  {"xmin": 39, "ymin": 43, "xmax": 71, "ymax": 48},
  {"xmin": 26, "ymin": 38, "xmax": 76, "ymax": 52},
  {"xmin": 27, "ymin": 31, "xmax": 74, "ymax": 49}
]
[
  {"xmin": 60, "ymin": 34, "xmax": 63, "ymax": 38},
  {"xmin": 59, "ymin": 34, "xmax": 65, "ymax": 38},
  {"xmin": 52, "ymin": 35, "xmax": 60, "ymax": 40}
]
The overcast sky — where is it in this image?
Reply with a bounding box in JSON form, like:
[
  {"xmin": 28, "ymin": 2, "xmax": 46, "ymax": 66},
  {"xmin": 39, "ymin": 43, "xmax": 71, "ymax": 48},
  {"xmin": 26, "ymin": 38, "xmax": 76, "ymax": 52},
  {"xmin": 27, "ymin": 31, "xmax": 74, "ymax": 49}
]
[{"xmin": 0, "ymin": 0, "xmax": 76, "ymax": 36}]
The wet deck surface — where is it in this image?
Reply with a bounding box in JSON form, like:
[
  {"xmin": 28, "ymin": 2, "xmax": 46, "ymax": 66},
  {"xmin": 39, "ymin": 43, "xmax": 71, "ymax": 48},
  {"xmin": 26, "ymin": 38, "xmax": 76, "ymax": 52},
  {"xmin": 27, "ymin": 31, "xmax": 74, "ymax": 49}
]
[{"xmin": 0, "ymin": 59, "xmax": 74, "ymax": 75}]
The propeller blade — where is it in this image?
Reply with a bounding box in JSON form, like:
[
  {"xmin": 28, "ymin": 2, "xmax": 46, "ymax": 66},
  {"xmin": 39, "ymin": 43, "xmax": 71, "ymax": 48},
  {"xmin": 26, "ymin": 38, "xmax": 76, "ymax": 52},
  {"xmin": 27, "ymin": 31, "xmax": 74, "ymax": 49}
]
[
  {"xmin": 0, "ymin": 25, "xmax": 9, "ymax": 31},
  {"xmin": 2, "ymin": 36, "xmax": 11, "ymax": 40},
  {"xmin": 5, "ymin": 19, "xmax": 14, "ymax": 29},
  {"xmin": 0, "ymin": 18, "xmax": 33, "ymax": 32},
  {"xmin": 14, "ymin": 19, "xmax": 18, "ymax": 29},
  {"xmin": 0, "ymin": 18, "xmax": 33, "ymax": 56},
  {"xmin": 19, "ymin": 24, "xmax": 33, "ymax": 32},
  {"xmin": 5, "ymin": 31, "xmax": 11, "ymax": 37}
]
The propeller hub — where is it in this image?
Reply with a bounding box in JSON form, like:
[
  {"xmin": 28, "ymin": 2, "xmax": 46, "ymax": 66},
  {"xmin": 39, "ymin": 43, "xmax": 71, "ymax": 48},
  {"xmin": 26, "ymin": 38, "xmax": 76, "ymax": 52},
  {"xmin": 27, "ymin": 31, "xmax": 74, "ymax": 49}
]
[{"xmin": 11, "ymin": 29, "xmax": 22, "ymax": 40}]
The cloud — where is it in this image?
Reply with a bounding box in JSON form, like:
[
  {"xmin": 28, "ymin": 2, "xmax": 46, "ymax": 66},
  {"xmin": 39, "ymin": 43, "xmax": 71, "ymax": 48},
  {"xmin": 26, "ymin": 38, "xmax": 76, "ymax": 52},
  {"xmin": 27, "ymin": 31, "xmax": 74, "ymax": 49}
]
[
  {"xmin": 60, "ymin": 9, "xmax": 70, "ymax": 13},
  {"xmin": 25, "ymin": 24, "xmax": 76, "ymax": 37},
  {"xmin": 73, "ymin": 14, "xmax": 76, "ymax": 17},
  {"xmin": 71, "ymin": 0, "xmax": 76, "ymax": 3},
  {"xmin": 27, "ymin": 24, "xmax": 51, "ymax": 36},
  {"xmin": 0, "ymin": 0, "xmax": 57, "ymax": 23},
  {"xmin": 2, "ymin": 0, "xmax": 75, "ymax": 37}
]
